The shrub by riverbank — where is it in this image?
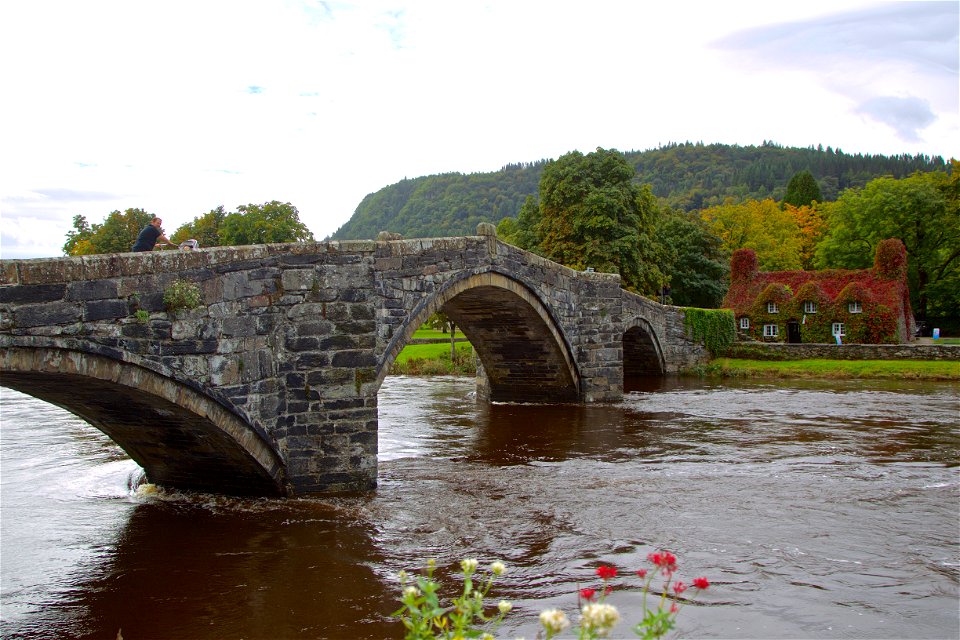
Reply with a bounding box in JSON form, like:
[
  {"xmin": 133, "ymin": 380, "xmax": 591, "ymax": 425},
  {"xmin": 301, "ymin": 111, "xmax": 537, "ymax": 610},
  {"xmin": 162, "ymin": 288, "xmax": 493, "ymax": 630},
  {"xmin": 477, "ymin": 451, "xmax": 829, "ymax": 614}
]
[{"xmin": 690, "ymin": 358, "xmax": 960, "ymax": 381}]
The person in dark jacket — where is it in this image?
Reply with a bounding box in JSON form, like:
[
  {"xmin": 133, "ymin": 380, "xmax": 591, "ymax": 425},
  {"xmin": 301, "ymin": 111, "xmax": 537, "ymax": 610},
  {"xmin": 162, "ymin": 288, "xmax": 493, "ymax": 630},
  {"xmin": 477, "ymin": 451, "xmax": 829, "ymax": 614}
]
[{"xmin": 132, "ymin": 217, "xmax": 172, "ymax": 252}]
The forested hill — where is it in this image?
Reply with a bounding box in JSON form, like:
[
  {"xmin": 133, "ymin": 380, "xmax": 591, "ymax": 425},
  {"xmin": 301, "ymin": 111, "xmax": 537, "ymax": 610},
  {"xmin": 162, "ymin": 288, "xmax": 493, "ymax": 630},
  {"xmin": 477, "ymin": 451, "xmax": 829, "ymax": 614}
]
[{"xmin": 329, "ymin": 142, "xmax": 947, "ymax": 240}]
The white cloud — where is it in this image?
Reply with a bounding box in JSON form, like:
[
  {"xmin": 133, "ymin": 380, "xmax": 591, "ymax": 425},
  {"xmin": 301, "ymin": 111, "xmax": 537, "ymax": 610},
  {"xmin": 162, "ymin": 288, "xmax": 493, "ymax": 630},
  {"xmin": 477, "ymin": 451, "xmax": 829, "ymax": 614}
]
[
  {"xmin": 1, "ymin": 0, "xmax": 956, "ymax": 259},
  {"xmin": 713, "ymin": 1, "xmax": 959, "ymax": 145}
]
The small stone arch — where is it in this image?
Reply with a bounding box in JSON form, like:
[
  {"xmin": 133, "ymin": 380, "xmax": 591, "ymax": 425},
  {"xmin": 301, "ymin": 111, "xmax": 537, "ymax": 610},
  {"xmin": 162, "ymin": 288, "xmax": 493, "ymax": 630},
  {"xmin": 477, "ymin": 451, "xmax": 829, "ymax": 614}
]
[
  {"xmin": 376, "ymin": 271, "xmax": 580, "ymax": 403},
  {"xmin": 0, "ymin": 347, "xmax": 286, "ymax": 496},
  {"xmin": 623, "ymin": 319, "xmax": 665, "ymax": 380}
]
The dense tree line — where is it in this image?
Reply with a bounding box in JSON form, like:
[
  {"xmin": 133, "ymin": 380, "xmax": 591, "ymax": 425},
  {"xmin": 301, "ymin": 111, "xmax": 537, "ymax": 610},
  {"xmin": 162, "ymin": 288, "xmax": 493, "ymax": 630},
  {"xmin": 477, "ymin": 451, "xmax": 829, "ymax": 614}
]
[
  {"xmin": 495, "ymin": 150, "xmax": 957, "ymax": 321},
  {"xmin": 331, "ymin": 142, "xmax": 946, "ymax": 241}
]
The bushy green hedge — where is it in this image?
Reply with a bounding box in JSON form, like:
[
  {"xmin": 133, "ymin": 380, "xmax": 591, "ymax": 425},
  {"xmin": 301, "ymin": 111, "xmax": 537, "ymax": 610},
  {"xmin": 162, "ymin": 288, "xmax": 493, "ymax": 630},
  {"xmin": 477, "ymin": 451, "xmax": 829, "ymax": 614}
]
[{"xmin": 683, "ymin": 308, "xmax": 736, "ymax": 355}]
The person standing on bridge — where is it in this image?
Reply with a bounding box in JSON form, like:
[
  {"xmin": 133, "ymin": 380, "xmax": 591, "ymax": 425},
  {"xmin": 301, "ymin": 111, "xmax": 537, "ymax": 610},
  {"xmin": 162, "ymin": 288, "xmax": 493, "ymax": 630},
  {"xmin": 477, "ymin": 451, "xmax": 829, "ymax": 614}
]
[{"xmin": 132, "ymin": 217, "xmax": 173, "ymax": 252}]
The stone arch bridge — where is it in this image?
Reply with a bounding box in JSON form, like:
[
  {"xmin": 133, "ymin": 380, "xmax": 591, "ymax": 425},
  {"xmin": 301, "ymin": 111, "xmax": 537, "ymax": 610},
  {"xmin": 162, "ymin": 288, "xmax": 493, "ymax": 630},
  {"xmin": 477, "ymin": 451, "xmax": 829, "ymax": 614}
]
[{"xmin": 0, "ymin": 228, "xmax": 707, "ymax": 496}]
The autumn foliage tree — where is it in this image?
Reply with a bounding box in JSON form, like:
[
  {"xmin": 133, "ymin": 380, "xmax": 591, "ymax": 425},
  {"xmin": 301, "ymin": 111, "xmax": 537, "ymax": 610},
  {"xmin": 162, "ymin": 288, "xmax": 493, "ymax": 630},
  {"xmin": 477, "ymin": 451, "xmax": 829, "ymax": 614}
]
[
  {"xmin": 699, "ymin": 199, "xmax": 804, "ymax": 271},
  {"xmin": 784, "ymin": 203, "xmax": 827, "ymax": 270}
]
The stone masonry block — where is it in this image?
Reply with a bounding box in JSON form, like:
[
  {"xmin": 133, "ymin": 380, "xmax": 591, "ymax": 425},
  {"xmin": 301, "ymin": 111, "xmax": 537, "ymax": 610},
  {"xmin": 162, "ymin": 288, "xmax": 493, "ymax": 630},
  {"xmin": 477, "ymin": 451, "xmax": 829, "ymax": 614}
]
[
  {"xmin": 281, "ymin": 268, "xmax": 318, "ymax": 291},
  {"xmin": 67, "ymin": 279, "xmax": 119, "ymax": 301}
]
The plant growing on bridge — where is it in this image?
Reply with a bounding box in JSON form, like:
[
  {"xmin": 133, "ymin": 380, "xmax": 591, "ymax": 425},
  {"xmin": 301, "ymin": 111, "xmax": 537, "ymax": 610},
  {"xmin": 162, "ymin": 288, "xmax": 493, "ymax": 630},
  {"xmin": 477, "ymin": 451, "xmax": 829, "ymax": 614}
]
[
  {"xmin": 683, "ymin": 307, "xmax": 736, "ymax": 356},
  {"xmin": 163, "ymin": 279, "xmax": 203, "ymax": 313}
]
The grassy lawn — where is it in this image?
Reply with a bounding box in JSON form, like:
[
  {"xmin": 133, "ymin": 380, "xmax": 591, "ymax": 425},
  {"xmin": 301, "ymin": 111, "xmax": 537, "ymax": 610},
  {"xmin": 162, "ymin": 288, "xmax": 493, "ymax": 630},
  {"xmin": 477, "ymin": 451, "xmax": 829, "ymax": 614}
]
[
  {"xmin": 391, "ymin": 341, "xmax": 475, "ymax": 375},
  {"xmin": 411, "ymin": 328, "xmax": 467, "ymax": 340},
  {"xmin": 706, "ymin": 358, "xmax": 960, "ymax": 380},
  {"xmin": 394, "ymin": 341, "xmax": 473, "ymax": 364}
]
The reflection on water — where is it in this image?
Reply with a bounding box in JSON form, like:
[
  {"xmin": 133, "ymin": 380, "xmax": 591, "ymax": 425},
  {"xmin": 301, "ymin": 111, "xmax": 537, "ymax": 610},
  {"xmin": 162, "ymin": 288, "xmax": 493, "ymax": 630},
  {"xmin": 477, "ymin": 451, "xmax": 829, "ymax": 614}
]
[{"xmin": 1, "ymin": 377, "xmax": 958, "ymax": 639}]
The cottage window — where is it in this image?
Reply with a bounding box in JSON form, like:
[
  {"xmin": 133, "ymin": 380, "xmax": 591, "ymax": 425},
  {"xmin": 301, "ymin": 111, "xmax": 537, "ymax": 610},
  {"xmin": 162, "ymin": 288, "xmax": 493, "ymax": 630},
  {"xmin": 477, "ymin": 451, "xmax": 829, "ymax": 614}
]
[
  {"xmin": 832, "ymin": 322, "xmax": 845, "ymax": 337},
  {"xmin": 763, "ymin": 324, "xmax": 779, "ymax": 337},
  {"xmin": 740, "ymin": 317, "xmax": 750, "ymax": 330},
  {"xmin": 848, "ymin": 301, "xmax": 862, "ymax": 314},
  {"xmin": 767, "ymin": 302, "xmax": 779, "ymax": 314},
  {"xmin": 804, "ymin": 301, "xmax": 818, "ymax": 314}
]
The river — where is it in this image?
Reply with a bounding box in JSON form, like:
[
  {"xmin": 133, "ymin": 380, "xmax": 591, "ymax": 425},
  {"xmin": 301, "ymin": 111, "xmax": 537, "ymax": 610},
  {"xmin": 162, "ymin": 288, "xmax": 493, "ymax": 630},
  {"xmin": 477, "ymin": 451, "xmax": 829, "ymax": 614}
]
[{"xmin": 1, "ymin": 376, "xmax": 958, "ymax": 639}]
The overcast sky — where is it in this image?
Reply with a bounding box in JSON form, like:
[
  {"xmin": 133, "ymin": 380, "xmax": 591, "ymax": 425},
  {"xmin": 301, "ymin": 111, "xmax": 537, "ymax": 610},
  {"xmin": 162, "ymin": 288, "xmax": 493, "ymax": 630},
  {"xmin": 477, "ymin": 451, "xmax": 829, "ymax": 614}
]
[{"xmin": 1, "ymin": 0, "xmax": 956, "ymax": 259}]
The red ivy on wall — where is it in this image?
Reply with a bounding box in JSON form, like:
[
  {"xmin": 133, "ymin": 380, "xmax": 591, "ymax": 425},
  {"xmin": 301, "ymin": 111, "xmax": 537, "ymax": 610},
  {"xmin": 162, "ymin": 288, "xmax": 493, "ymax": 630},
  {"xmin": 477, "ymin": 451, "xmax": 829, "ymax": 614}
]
[{"xmin": 724, "ymin": 241, "xmax": 912, "ymax": 344}]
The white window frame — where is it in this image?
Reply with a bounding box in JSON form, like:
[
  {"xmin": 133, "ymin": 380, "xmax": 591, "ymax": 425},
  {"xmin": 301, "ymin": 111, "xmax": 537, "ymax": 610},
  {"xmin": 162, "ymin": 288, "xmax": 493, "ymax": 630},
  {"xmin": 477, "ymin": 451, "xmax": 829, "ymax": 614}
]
[
  {"xmin": 763, "ymin": 324, "xmax": 779, "ymax": 337},
  {"xmin": 832, "ymin": 322, "xmax": 845, "ymax": 337},
  {"xmin": 804, "ymin": 301, "xmax": 818, "ymax": 314},
  {"xmin": 739, "ymin": 317, "xmax": 750, "ymax": 329},
  {"xmin": 848, "ymin": 301, "xmax": 862, "ymax": 314},
  {"xmin": 767, "ymin": 302, "xmax": 779, "ymax": 314}
]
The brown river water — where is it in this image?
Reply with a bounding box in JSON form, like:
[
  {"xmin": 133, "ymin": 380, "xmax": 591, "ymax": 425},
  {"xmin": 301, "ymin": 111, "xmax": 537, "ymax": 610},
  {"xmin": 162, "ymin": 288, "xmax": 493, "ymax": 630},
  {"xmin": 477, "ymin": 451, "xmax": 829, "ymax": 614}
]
[{"xmin": 1, "ymin": 376, "xmax": 958, "ymax": 639}]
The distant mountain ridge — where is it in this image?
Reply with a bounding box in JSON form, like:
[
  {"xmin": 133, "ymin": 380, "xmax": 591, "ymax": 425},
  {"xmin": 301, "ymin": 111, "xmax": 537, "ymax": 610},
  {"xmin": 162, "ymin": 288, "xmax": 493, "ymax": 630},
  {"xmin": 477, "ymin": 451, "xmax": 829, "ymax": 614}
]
[{"xmin": 329, "ymin": 142, "xmax": 948, "ymax": 240}]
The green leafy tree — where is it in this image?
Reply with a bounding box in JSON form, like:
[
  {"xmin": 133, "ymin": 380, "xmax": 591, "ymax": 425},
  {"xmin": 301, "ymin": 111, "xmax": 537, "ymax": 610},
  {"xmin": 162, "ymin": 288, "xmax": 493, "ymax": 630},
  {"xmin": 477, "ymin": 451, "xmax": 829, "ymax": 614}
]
[
  {"xmin": 655, "ymin": 209, "xmax": 728, "ymax": 308},
  {"xmin": 63, "ymin": 208, "xmax": 154, "ymax": 256},
  {"xmin": 497, "ymin": 195, "xmax": 543, "ymax": 252},
  {"xmin": 171, "ymin": 205, "xmax": 228, "ymax": 248},
  {"xmin": 218, "ymin": 201, "xmax": 315, "ymax": 245},
  {"xmin": 816, "ymin": 169, "xmax": 960, "ymax": 319},
  {"xmin": 783, "ymin": 169, "xmax": 823, "ymax": 207},
  {"xmin": 537, "ymin": 148, "xmax": 662, "ymax": 294}
]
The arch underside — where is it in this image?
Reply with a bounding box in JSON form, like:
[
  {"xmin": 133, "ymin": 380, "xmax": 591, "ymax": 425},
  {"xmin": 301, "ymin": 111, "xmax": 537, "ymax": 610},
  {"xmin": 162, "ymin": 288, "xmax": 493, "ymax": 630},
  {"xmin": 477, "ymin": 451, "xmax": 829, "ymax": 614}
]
[
  {"xmin": 442, "ymin": 284, "xmax": 579, "ymax": 403},
  {"xmin": 623, "ymin": 324, "xmax": 664, "ymax": 377},
  {"xmin": 0, "ymin": 348, "xmax": 285, "ymax": 496}
]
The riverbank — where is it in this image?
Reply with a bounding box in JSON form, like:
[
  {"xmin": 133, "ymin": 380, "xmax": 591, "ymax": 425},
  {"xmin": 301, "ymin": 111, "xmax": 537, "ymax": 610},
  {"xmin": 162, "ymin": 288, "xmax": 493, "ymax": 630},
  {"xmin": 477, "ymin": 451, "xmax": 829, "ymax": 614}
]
[
  {"xmin": 392, "ymin": 330, "xmax": 960, "ymax": 380},
  {"xmin": 390, "ymin": 340, "xmax": 476, "ymax": 375},
  {"xmin": 391, "ymin": 349, "xmax": 959, "ymax": 381},
  {"xmin": 688, "ymin": 358, "xmax": 960, "ymax": 380}
]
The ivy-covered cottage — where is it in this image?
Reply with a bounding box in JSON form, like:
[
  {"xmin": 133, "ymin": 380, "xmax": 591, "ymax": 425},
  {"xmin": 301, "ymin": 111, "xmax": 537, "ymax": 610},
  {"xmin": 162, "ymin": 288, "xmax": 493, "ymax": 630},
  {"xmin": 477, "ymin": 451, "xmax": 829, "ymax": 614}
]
[{"xmin": 723, "ymin": 239, "xmax": 915, "ymax": 344}]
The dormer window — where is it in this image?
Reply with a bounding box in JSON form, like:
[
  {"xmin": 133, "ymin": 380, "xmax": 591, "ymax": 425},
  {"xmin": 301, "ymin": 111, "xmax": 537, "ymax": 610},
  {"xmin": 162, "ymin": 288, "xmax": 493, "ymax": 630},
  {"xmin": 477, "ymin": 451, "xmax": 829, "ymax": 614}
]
[
  {"xmin": 804, "ymin": 301, "xmax": 818, "ymax": 314},
  {"xmin": 740, "ymin": 317, "xmax": 750, "ymax": 329},
  {"xmin": 767, "ymin": 302, "xmax": 779, "ymax": 314},
  {"xmin": 848, "ymin": 301, "xmax": 862, "ymax": 314}
]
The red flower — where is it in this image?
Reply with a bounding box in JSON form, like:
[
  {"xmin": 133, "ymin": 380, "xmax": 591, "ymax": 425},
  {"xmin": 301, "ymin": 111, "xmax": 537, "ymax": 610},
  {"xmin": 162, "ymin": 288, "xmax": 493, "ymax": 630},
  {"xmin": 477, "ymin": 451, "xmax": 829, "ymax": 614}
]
[
  {"xmin": 693, "ymin": 577, "xmax": 710, "ymax": 590},
  {"xmin": 673, "ymin": 581, "xmax": 687, "ymax": 594},
  {"xmin": 604, "ymin": 585, "xmax": 613, "ymax": 596},
  {"xmin": 647, "ymin": 551, "xmax": 678, "ymax": 575},
  {"xmin": 596, "ymin": 566, "xmax": 617, "ymax": 580},
  {"xmin": 636, "ymin": 569, "xmax": 648, "ymax": 579},
  {"xmin": 579, "ymin": 588, "xmax": 596, "ymax": 601},
  {"xmin": 670, "ymin": 603, "xmax": 679, "ymax": 614}
]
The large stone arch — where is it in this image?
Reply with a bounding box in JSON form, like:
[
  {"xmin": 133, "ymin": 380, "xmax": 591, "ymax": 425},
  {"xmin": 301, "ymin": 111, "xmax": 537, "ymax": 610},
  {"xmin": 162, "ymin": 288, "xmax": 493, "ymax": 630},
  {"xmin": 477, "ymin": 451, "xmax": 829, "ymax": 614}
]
[
  {"xmin": 376, "ymin": 271, "xmax": 580, "ymax": 403},
  {"xmin": 623, "ymin": 318, "xmax": 665, "ymax": 379},
  {"xmin": 0, "ymin": 347, "xmax": 286, "ymax": 496}
]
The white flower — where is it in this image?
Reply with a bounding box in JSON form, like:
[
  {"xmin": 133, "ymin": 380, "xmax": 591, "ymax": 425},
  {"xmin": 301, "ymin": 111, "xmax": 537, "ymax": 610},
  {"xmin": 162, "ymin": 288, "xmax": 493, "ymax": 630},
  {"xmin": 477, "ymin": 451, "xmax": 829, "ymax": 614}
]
[
  {"xmin": 498, "ymin": 600, "xmax": 513, "ymax": 614},
  {"xmin": 580, "ymin": 602, "xmax": 621, "ymax": 637},
  {"xmin": 460, "ymin": 558, "xmax": 479, "ymax": 575},
  {"xmin": 402, "ymin": 586, "xmax": 420, "ymax": 599},
  {"xmin": 539, "ymin": 608, "xmax": 571, "ymax": 635},
  {"xmin": 491, "ymin": 560, "xmax": 507, "ymax": 576}
]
